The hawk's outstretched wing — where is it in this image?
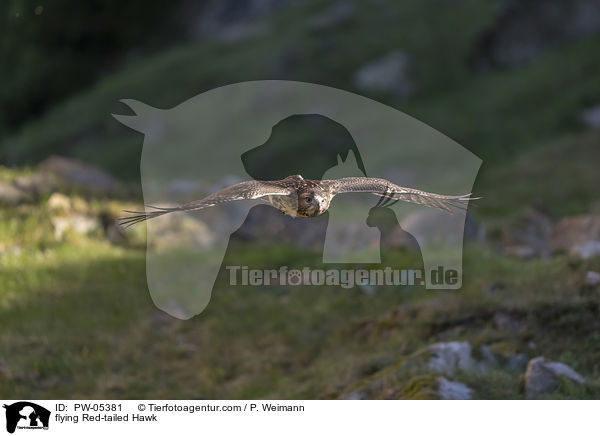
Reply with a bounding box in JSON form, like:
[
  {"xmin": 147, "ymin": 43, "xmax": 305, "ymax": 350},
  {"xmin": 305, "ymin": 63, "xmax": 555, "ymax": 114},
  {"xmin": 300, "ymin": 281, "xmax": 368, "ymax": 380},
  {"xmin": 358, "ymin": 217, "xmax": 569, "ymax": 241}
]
[
  {"xmin": 325, "ymin": 177, "xmax": 477, "ymax": 213},
  {"xmin": 119, "ymin": 180, "xmax": 293, "ymax": 227}
]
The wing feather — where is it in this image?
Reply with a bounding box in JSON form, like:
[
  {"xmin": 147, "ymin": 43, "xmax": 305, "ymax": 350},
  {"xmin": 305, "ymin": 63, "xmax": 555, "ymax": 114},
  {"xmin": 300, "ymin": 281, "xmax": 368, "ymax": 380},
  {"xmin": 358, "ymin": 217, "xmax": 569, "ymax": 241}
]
[
  {"xmin": 119, "ymin": 180, "xmax": 293, "ymax": 227},
  {"xmin": 327, "ymin": 177, "xmax": 478, "ymax": 213}
]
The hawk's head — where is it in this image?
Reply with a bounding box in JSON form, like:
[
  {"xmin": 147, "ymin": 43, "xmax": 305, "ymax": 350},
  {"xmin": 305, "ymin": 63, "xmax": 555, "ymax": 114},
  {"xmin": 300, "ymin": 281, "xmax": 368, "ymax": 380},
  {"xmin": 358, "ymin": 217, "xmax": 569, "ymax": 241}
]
[{"xmin": 296, "ymin": 189, "xmax": 329, "ymax": 217}]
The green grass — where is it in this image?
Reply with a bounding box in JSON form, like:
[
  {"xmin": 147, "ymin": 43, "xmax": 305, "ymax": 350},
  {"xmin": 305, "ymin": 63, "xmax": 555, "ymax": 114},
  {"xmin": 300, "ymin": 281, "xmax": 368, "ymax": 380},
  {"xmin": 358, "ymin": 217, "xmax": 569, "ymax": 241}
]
[
  {"xmin": 476, "ymin": 130, "xmax": 600, "ymax": 219},
  {"xmin": 1, "ymin": 205, "xmax": 600, "ymax": 399}
]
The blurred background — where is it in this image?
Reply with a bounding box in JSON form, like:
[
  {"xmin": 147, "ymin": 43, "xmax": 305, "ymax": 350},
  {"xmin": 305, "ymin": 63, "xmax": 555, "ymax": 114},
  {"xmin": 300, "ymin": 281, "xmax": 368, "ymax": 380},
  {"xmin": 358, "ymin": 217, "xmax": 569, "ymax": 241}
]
[{"xmin": 1, "ymin": 0, "xmax": 600, "ymax": 399}]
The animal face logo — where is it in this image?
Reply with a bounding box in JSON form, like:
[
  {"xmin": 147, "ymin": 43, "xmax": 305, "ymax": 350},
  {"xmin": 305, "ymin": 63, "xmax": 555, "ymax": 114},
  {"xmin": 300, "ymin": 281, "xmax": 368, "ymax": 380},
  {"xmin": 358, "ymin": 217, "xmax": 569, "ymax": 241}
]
[
  {"xmin": 113, "ymin": 80, "xmax": 481, "ymax": 319},
  {"xmin": 3, "ymin": 402, "xmax": 50, "ymax": 434}
]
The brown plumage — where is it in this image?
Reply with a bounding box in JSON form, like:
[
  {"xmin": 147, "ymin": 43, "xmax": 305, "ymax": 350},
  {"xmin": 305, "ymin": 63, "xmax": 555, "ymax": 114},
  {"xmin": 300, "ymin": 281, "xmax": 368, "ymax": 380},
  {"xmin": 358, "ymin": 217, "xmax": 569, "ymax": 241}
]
[{"xmin": 119, "ymin": 175, "xmax": 478, "ymax": 227}]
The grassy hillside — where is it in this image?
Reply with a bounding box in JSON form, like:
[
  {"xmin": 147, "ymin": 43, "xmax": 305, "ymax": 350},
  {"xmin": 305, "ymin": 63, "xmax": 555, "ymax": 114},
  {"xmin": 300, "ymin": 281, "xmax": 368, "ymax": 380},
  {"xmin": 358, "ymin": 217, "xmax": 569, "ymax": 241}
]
[
  {"xmin": 2, "ymin": 0, "xmax": 600, "ymax": 399},
  {"xmin": 2, "ymin": 0, "xmax": 600, "ymax": 180},
  {"xmin": 2, "ymin": 126, "xmax": 600, "ymax": 398},
  {"xmin": 1, "ymin": 208, "xmax": 599, "ymax": 398}
]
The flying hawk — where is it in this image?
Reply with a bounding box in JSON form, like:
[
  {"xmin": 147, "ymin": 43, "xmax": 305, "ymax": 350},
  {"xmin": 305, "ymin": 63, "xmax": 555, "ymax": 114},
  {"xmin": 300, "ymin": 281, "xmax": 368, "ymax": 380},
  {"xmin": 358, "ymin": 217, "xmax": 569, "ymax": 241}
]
[{"xmin": 120, "ymin": 175, "xmax": 478, "ymax": 227}]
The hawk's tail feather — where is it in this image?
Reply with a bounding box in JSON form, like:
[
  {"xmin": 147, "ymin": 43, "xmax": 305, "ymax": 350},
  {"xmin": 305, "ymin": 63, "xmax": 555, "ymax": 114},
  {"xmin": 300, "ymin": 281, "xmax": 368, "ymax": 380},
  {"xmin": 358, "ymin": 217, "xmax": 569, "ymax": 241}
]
[{"xmin": 118, "ymin": 206, "xmax": 182, "ymax": 228}]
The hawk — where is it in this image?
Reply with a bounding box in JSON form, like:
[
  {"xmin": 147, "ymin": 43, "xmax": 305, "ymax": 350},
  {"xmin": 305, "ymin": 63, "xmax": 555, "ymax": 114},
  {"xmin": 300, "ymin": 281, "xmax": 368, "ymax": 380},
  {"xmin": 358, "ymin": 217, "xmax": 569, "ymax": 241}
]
[{"xmin": 120, "ymin": 175, "xmax": 478, "ymax": 227}]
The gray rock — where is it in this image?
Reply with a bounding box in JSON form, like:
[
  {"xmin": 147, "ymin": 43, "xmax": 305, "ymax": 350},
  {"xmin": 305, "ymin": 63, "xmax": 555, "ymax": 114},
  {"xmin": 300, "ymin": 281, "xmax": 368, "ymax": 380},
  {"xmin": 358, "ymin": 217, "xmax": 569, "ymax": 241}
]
[
  {"xmin": 479, "ymin": 345, "xmax": 499, "ymax": 368},
  {"xmin": 525, "ymin": 357, "xmax": 585, "ymax": 397},
  {"xmin": 472, "ymin": 0, "xmax": 600, "ymax": 68},
  {"xmin": 437, "ymin": 377, "xmax": 473, "ymax": 400},
  {"xmin": 505, "ymin": 353, "xmax": 528, "ymax": 372},
  {"xmin": 0, "ymin": 180, "xmax": 30, "ymax": 205},
  {"xmin": 14, "ymin": 172, "xmax": 56, "ymax": 197},
  {"xmin": 582, "ymin": 104, "xmax": 600, "ymax": 128},
  {"xmin": 571, "ymin": 241, "xmax": 600, "ymax": 260},
  {"xmin": 504, "ymin": 245, "xmax": 537, "ymax": 259},
  {"xmin": 353, "ymin": 51, "xmax": 414, "ymax": 98},
  {"xmin": 340, "ymin": 389, "xmax": 368, "ymax": 400},
  {"xmin": 45, "ymin": 192, "xmax": 100, "ymax": 240},
  {"xmin": 544, "ymin": 361, "xmax": 585, "ymax": 384},
  {"xmin": 51, "ymin": 214, "xmax": 100, "ymax": 240},
  {"xmin": 308, "ymin": 1, "xmax": 356, "ymax": 31},
  {"xmin": 47, "ymin": 192, "xmax": 71, "ymax": 211},
  {"xmin": 549, "ymin": 215, "xmax": 600, "ymax": 259},
  {"xmin": 147, "ymin": 210, "xmax": 216, "ymax": 252},
  {"xmin": 502, "ymin": 208, "xmax": 553, "ymax": 259},
  {"xmin": 427, "ymin": 342, "xmax": 501, "ymax": 375},
  {"xmin": 37, "ymin": 156, "xmax": 118, "ymax": 196},
  {"xmin": 189, "ymin": 0, "xmax": 292, "ymax": 39},
  {"xmin": 585, "ymin": 270, "xmax": 600, "ymax": 286},
  {"xmin": 493, "ymin": 311, "xmax": 525, "ymax": 332},
  {"xmin": 427, "ymin": 342, "xmax": 479, "ymax": 375},
  {"xmin": 0, "ymin": 244, "xmax": 22, "ymax": 258},
  {"xmin": 215, "ymin": 22, "xmax": 270, "ymax": 44}
]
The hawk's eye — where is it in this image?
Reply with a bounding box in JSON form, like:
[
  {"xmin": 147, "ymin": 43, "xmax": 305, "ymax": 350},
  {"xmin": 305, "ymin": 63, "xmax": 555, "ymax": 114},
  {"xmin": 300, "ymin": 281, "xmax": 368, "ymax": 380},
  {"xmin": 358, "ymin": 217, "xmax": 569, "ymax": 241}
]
[{"xmin": 306, "ymin": 197, "xmax": 312, "ymax": 203}]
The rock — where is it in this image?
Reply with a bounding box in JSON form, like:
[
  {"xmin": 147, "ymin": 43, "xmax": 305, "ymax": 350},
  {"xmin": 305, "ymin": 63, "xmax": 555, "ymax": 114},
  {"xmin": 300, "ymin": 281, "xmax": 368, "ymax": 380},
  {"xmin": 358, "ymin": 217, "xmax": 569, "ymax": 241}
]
[
  {"xmin": 427, "ymin": 342, "xmax": 479, "ymax": 375},
  {"xmin": 549, "ymin": 215, "xmax": 600, "ymax": 259},
  {"xmin": 0, "ymin": 180, "xmax": 31, "ymax": 205},
  {"xmin": 502, "ymin": 208, "xmax": 553, "ymax": 258},
  {"xmin": 189, "ymin": 0, "xmax": 290, "ymax": 39},
  {"xmin": 437, "ymin": 377, "xmax": 473, "ymax": 400},
  {"xmin": 51, "ymin": 214, "xmax": 100, "ymax": 240},
  {"xmin": 427, "ymin": 342, "xmax": 501, "ymax": 375},
  {"xmin": 543, "ymin": 361, "xmax": 585, "ymax": 384},
  {"xmin": 479, "ymin": 345, "xmax": 499, "ymax": 368},
  {"xmin": 340, "ymin": 389, "xmax": 368, "ymax": 400},
  {"xmin": 148, "ymin": 211, "xmax": 215, "ymax": 252},
  {"xmin": 46, "ymin": 190, "xmax": 99, "ymax": 240},
  {"xmin": 504, "ymin": 245, "xmax": 537, "ymax": 259},
  {"xmin": 14, "ymin": 172, "xmax": 56, "ymax": 197},
  {"xmin": 308, "ymin": 1, "xmax": 356, "ymax": 31},
  {"xmin": 525, "ymin": 358, "xmax": 559, "ymax": 397},
  {"xmin": 525, "ymin": 357, "xmax": 585, "ymax": 397},
  {"xmin": 582, "ymin": 104, "xmax": 600, "ymax": 128},
  {"xmin": 493, "ymin": 311, "xmax": 525, "ymax": 333},
  {"xmin": 585, "ymin": 271, "xmax": 600, "ymax": 286},
  {"xmin": 215, "ymin": 22, "xmax": 269, "ymax": 44},
  {"xmin": 570, "ymin": 241, "xmax": 600, "ymax": 260},
  {"xmin": 0, "ymin": 244, "xmax": 22, "ymax": 258},
  {"xmin": 37, "ymin": 156, "xmax": 118, "ymax": 196},
  {"xmin": 353, "ymin": 51, "xmax": 414, "ymax": 98},
  {"xmin": 505, "ymin": 353, "xmax": 528, "ymax": 372},
  {"xmin": 471, "ymin": 0, "xmax": 600, "ymax": 68},
  {"xmin": 47, "ymin": 192, "xmax": 71, "ymax": 211},
  {"xmin": 486, "ymin": 281, "xmax": 507, "ymax": 293}
]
